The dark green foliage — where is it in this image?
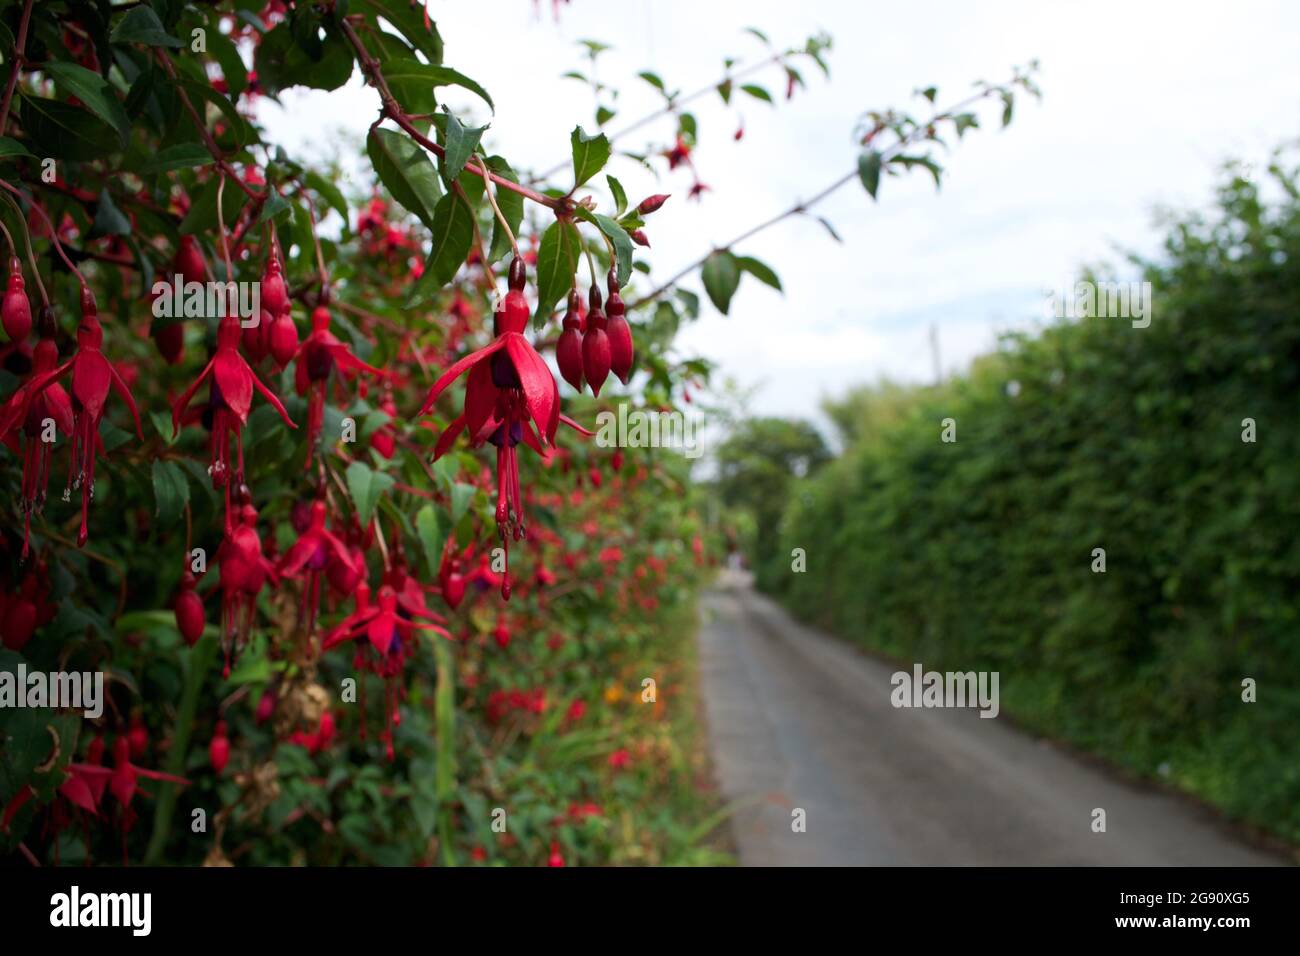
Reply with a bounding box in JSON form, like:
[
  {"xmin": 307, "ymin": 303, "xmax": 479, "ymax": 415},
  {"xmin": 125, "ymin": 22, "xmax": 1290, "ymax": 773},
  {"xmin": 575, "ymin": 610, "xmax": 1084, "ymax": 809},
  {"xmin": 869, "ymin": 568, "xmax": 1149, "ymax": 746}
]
[{"xmin": 766, "ymin": 156, "xmax": 1300, "ymax": 840}]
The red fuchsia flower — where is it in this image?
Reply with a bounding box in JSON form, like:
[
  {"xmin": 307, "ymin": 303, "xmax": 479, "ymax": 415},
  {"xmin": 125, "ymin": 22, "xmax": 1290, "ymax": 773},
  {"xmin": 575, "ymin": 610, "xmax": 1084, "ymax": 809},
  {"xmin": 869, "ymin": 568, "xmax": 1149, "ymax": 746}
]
[
  {"xmin": 664, "ymin": 136, "xmax": 692, "ymax": 170},
  {"xmin": 0, "ymin": 286, "xmax": 141, "ymax": 547},
  {"xmin": 555, "ymin": 289, "xmax": 584, "ymax": 391},
  {"xmin": 1, "ymin": 335, "xmax": 73, "ymax": 557},
  {"xmin": 608, "ymin": 748, "xmax": 631, "ymax": 771},
  {"xmin": 2, "ymin": 256, "xmax": 32, "ymax": 341},
  {"xmin": 278, "ymin": 499, "xmax": 364, "ymax": 639},
  {"xmin": 547, "ymin": 841, "xmax": 566, "ymax": 867},
  {"xmin": 605, "ymin": 270, "xmax": 634, "ymax": 384},
  {"xmin": 255, "ymin": 686, "xmax": 276, "ymax": 725},
  {"xmin": 582, "ymin": 282, "xmax": 612, "ymax": 396},
  {"xmin": 492, "ymin": 613, "xmax": 511, "ymax": 649},
  {"xmin": 324, "ymin": 582, "xmax": 450, "ymax": 759},
  {"xmin": 172, "ymin": 314, "xmax": 296, "ymax": 530},
  {"xmin": 565, "ymin": 699, "xmax": 586, "ymax": 722},
  {"xmin": 127, "ymin": 713, "xmax": 149, "ymax": 760},
  {"xmin": 174, "ymin": 569, "xmax": 206, "ymax": 647},
  {"xmin": 286, "ymin": 710, "xmax": 336, "ymax": 756},
  {"xmin": 418, "ymin": 256, "xmax": 591, "ymax": 599},
  {"xmin": 438, "ymin": 542, "xmax": 468, "ymax": 609},
  {"xmin": 370, "ymin": 388, "xmax": 399, "ymax": 459},
  {"xmin": 293, "ymin": 305, "xmax": 388, "ymax": 466},
  {"xmin": 217, "ymin": 500, "xmax": 279, "ymax": 677},
  {"xmin": 688, "ymin": 180, "xmax": 711, "ymax": 201},
  {"xmin": 209, "ymin": 721, "xmax": 230, "ymax": 775},
  {"xmin": 108, "ymin": 735, "xmax": 189, "ymax": 832}
]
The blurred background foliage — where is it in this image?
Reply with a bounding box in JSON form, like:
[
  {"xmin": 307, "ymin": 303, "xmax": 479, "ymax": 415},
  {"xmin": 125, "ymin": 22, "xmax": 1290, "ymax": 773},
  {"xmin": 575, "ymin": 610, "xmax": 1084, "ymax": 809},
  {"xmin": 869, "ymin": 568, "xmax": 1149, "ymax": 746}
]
[{"xmin": 712, "ymin": 147, "xmax": 1300, "ymax": 841}]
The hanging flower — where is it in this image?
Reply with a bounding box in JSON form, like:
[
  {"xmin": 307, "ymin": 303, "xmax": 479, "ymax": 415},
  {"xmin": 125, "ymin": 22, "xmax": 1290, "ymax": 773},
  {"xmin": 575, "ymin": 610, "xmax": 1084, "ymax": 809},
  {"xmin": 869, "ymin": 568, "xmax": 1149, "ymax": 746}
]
[
  {"xmin": 417, "ymin": 256, "xmax": 591, "ymax": 599},
  {"xmin": 0, "ymin": 286, "xmax": 141, "ymax": 547},
  {"xmin": 171, "ymin": 314, "xmax": 296, "ymax": 530}
]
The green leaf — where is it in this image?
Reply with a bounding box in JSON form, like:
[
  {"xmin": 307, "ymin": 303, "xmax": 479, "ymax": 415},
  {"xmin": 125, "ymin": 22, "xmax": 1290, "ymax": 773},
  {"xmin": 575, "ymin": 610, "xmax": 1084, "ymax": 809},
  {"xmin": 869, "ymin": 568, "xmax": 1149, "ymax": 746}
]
[
  {"xmin": 953, "ymin": 112, "xmax": 980, "ymax": 138},
  {"xmin": 110, "ymin": 6, "xmax": 183, "ymax": 47},
  {"xmin": 20, "ymin": 96, "xmax": 119, "ymax": 161},
  {"xmin": 151, "ymin": 459, "xmax": 189, "ymax": 527},
  {"xmin": 736, "ymin": 255, "xmax": 782, "ymax": 292},
  {"xmin": 858, "ymin": 150, "xmax": 882, "ymax": 200},
  {"xmin": 485, "ymin": 156, "xmax": 523, "ymax": 263},
  {"xmin": 43, "ymin": 62, "xmax": 130, "ymax": 143},
  {"xmin": 570, "ymin": 125, "xmax": 611, "ymax": 189},
  {"xmin": 0, "ymin": 136, "xmax": 34, "ymax": 159},
  {"xmin": 407, "ymin": 191, "xmax": 474, "ymax": 306},
  {"xmin": 740, "ymin": 84, "xmax": 773, "ymax": 105},
  {"xmin": 416, "ymin": 504, "xmax": 450, "ymax": 578},
  {"xmin": 356, "ymin": 0, "xmax": 444, "ymax": 64},
  {"xmin": 367, "ymin": 127, "xmax": 443, "ymax": 229},
  {"xmin": 534, "ymin": 219, "xmax": 581, "ymax": 322},
  {"xmin": 450, "ymin": 482, "xmax": 476, "ymax": 524},
  {"xmin": 257, "ymin": 191, "xmax": 292, "ymax": 225},
  {"xmin": 893, "ymin": 153, "xmax": 943, "ymax": 189},
  {"xmin": 591, "ymin": 213, "xmax": 634, "ymax": 287},
  {"xmin": 1001, "ymin": 91, "xmax": 1015, "ymax": 127},
  {"xmin": 138, "ymin": 142, "xmax": 215, "ymax": 174},
  {"xmin": 179, "ymin": 175, "xmax": 248, "ymax": 235},
  {"xmin": 89, "ymin": 189, "xmax": 131, "ymax": 239},
  {"xmin": 701, "ymin": 250, "xmax": 741, "ymax": 314},
  {"xmin": 382, "ymin": 63, "xmax": 494, "ymax": 112},
  {"xmin": 441, "ymin": 111, "xmax": 487, "ymax": 183},
  {"xmin": 817, "ymin": 216, "xmax": 842, "ymax": 243},
  {"xmin": 606, "ymin": 174, "xmax": 628, "ymax": 216},
  {"xmin": 638, "ymin": 71, "xmax": 666, "ymax": 92},
  {"xmin": 717, "ymin": 79, "xmax": 733, "ymax": 105},
  {"xmin": 346, "ymin": 460, "xmax": 395, "ymax": 527}
]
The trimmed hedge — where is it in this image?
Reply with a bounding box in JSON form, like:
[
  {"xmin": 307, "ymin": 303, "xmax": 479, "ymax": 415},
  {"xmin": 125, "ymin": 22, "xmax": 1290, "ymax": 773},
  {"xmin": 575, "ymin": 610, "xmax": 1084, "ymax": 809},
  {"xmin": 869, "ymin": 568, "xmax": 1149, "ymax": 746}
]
[{"xmin": 766, "ymin": 160, "xmax": 1300, "ymax": 840}]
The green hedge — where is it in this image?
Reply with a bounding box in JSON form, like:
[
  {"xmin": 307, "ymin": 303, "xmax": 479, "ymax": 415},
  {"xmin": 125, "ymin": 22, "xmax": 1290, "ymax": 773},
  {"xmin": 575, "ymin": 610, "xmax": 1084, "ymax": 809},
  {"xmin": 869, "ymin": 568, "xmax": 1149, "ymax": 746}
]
[{"xmin": 766, "ymin": 160, "xmax": 1300, "ymax": 840}]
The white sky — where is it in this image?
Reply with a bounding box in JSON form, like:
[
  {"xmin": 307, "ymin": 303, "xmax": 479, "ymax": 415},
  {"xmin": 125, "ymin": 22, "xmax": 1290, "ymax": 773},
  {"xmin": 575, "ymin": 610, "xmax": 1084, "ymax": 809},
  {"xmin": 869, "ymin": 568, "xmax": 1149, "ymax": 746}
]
[{"xmin": 261, "ymin": 0, "xmax": 1300, "ymax": 427}]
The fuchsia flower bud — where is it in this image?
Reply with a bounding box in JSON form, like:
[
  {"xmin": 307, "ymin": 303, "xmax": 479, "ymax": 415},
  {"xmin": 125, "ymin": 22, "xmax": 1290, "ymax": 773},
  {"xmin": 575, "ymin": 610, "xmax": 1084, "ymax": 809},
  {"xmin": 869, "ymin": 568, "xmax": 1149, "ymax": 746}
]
[
  {"xmin": 268, "ymin": 312, "xmax": 298, "ymax": 367},
  {"xmin": 2, "ymin": 257, "xmax": 31, "ymax": 342},
  {"xmin": 582, "ymin": 282, "xmax": 611, "ymax": 396},
  {"xmin": 260, "ymin": 256, "xmax": 289, "ymax": 315},
  {"xmin": 605, "ymin": 269, "xmax": 633, "ymax": 385},
  {"xmin": 556, "ymin": 289, "xmax": 584, "ymax": 391},
  {"xmin": 637, "ymin": 193, "xmax": 670, "ymax": 215}
]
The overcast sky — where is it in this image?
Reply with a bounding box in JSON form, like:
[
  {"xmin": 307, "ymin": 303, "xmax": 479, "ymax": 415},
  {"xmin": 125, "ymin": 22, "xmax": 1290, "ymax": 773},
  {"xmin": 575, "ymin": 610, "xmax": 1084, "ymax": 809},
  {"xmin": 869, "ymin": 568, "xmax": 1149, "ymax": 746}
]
[{"xmin": 261, "ymin": 0, "xmax": 1300, "ymax": 427}]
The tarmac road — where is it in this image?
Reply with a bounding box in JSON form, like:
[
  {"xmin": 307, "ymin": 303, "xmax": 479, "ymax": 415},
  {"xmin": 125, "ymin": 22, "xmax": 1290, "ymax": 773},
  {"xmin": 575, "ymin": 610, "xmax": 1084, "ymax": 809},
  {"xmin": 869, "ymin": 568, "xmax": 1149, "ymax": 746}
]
[{"xmin": 697, "ymin": 572, "xmax": 1284, "ymax": 866}]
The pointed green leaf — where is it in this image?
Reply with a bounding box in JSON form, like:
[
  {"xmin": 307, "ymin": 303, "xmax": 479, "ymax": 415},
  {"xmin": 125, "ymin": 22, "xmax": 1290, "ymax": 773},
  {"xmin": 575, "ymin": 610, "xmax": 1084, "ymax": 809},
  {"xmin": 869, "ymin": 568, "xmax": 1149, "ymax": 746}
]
[
  {"xmin": 43, "ymin": 62, "xmax": 130, "ymax": 143},
  {"xmin": 346, "ymin": 460, "xmax": 395, "ymax": 527},
  {"xmin": 858, "ymin": 150, "xmax": 882, "ymax": 200},
  {"xmin": 110, "ymin": 6, "xmax": 183, "ymax": 47},
  {"xmin": 367, "ymin": 127, "xmax": 443, "ymax": 228},
  {"xmin": 534, "ymin": 219, "xmax": 581, "ymax": 322},
  {"xmin": 701, "ymin": 250, "xmax": 741, "ymax": 314},
  {"xmin": 736, "ymin": 255, "xmax": 782, "ymax": 292},
  {"xmin": 606, "ymin": 175, "xmax": 628, "ymax": 216},
  {"xmin": 441, "ymin": 111, "xmax": 487, "ymax": 184},
  {"xmin": 407, "ymin": 191, "xmax": 474, "ymax": 306},
  {"xmin": 485, "ymin": 155, "xmax": 523, "ymax": 263},
  {"xmin": 570, "ymin": 125, "xmax": 611, "ymax": 189}
]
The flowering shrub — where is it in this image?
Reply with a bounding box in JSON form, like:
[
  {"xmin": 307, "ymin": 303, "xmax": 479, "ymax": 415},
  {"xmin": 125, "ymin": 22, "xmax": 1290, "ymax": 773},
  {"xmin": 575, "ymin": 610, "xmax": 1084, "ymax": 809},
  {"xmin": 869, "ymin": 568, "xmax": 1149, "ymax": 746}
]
[{"xmin": 0, "ymin": 0, "xmax": 1030, "ymax": 865}]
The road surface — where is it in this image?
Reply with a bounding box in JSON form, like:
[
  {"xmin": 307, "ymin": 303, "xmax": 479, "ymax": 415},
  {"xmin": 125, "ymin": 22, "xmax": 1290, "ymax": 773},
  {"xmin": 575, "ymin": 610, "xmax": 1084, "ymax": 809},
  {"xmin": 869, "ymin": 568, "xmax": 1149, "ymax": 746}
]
[{"xmin": 697, "ymin": 572, "xmax": 1284, "ymax": 866}]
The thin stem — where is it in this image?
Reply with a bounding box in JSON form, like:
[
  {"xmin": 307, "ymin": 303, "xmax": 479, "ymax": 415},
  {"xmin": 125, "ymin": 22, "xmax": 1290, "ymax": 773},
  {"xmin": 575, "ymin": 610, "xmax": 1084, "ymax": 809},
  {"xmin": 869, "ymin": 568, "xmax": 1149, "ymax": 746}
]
[
  {"xmin": 1, "ymin": 191, "xmax": 47, "ymax": 306},
  {"xmin": 156, "ymin": 52, "xmax": 262, "ymax": 201},
  {"xmin": 475, "ymin": 154, "xmax": 519, "ymax": 258},
  {"xmin": 0, "ymin": 180, "xmax": 88, "ymax": 287},
  {"xmin": 338, "ymin": 18, "xmax": 562, "ymax": 213},
  {"xmin": 531, "ymin": 52, "xmax": 786, "ymax": 183},
  {"xmin": 629, "ymin": 84, "xmax": 1003, "ymax": 310},
  {"xmin": 300, "ymin": 186, "xmax": 330, "ymax": 296},
  {"xmin": 215, "ymin": 174, "xmax": 234, "ymax": 280},
  {"xmin": 0, "ymin": 0, "xmax": 34, "ymax": 135}
]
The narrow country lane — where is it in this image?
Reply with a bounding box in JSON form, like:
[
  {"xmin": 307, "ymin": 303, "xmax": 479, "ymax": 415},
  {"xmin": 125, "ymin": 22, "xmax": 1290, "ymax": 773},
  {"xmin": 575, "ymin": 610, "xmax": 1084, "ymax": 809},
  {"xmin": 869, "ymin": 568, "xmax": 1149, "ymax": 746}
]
[{"xmin": 697, "ymin": 572, "xmax": 1285, "ymax": 866}]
